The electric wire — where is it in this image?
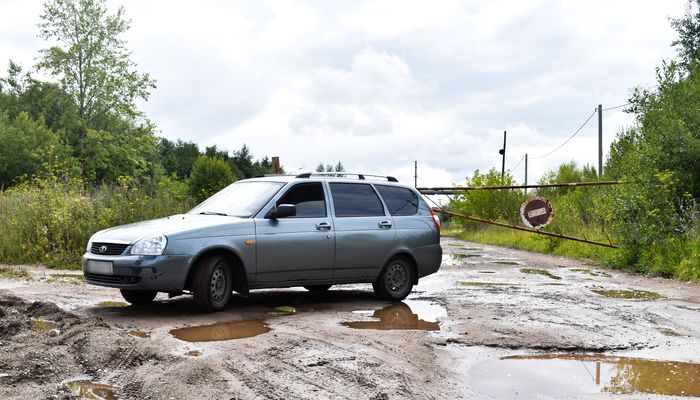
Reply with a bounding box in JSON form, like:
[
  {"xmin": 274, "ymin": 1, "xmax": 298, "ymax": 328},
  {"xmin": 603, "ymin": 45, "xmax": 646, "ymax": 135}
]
[
  {"xmin": 602, "ymin": 103, "xmax": 629, "ymax": 111},
  {"xmin": 509, "ymin": 155, "xmax": 525, "ymax": 172},
  {"xmin": 530, "ymin": 109, "xmax": 598, "ymax": 160}
]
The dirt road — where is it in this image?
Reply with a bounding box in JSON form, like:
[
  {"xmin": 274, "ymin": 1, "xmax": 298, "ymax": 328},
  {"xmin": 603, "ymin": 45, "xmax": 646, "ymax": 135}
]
[{"xmin": 1, "ymin": 237, "xmax": 700, "ymax": 399}]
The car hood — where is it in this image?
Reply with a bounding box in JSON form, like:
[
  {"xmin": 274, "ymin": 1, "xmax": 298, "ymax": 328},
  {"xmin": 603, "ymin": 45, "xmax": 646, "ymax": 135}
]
[{"xmin": 91, "ymin": 214, "xmax": 247, "ymax": 243}]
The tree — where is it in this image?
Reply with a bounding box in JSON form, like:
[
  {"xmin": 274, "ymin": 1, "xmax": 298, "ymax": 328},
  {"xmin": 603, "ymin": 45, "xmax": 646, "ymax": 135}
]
[
  {"xmin": 159, "ymin": 138, "xmax": 201, "ymax": 179},
  {"xmin": 671, "ymin": 0, "xmax": 700, "ymax": 73},
  {"xmin": 188, "ymin": 156, "xmax": 237, "ymax": 202},
  {"xmin": 36, "ymin": 0, "xmax": 156, "ymax": 134},
  {"xmin": 315, "ymin": 161, "xmax": 346, "ymax": 172}
]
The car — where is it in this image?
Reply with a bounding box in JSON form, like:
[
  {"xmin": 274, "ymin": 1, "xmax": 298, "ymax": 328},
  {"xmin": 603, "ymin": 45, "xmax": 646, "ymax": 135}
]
[{"xmin": 82, "ymin": 172, "xmax": 442, "ymax": 311}]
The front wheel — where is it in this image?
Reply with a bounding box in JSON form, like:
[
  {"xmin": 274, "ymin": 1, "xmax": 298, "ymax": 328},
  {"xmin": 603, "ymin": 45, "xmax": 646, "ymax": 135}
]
[
  {"xmin": 192, "ymin": 255, "xmax": 233, "ymax": 312},
  {"xmin": 373, "ymin": 257, "xmax": 414, "ymax": 301},
  {"xmin": 120, "ymin": 289, "xmax": 157, "ymax": 305}
]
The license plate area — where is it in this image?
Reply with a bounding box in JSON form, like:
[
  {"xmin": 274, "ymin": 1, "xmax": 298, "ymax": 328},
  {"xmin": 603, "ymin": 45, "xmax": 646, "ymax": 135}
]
[{"xmin": 86, "ymin": 260, "xmax": 114, "ymax": 275}]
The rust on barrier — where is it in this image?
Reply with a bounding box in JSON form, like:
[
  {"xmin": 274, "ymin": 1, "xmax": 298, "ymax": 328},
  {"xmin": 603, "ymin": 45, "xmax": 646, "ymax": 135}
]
[
  {"xmin": 433, "ymin": 208, "xmax": 618, "ymax": 249},
  {"xmin": 417, "ymin": 180, "xmax": 624, "ymax": 194}
]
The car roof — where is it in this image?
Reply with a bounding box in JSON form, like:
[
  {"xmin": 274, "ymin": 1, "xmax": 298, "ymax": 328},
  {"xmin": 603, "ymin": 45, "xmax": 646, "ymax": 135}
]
[{"xmin": 242, "ymin": 173, "xmax": 412, "ymax": 188}]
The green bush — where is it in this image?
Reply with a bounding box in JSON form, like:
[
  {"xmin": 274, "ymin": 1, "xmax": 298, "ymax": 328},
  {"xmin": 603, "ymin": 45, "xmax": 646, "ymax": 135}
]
[
  {"xmin": 0, "ymin": 174, "xmax": 194, "ymax": 268},
  {"xmin": 188, "ymin": 156, "xmax": 237, "ymax": 202}
]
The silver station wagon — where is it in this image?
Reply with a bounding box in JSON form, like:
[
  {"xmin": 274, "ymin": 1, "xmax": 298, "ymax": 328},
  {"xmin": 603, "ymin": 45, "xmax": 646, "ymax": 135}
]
[{"xmin": 83, "ymin": 173, "xmax": 442, "ymax": 311}]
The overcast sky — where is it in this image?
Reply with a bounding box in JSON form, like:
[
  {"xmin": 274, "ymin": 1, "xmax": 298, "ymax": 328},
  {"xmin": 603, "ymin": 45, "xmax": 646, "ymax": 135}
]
[{"xmin": 0, "ymin": 0, "xmax": 689, "ymax": 185}]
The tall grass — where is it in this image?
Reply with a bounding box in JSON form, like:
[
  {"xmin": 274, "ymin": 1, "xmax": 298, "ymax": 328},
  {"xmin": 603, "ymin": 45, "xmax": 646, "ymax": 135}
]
[{"xmin": 0, "ymin": 175, "xmax": 194, "ymax": 269}]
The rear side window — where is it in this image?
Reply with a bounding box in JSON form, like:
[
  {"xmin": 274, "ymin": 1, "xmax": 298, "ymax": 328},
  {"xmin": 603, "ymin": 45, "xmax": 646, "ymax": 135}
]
[
  {"xmin": 277, "ymin": 182, "xmax": 326, "ymax": 218},
  {"xmin": 330, "ymin": 183, "xmax": 385, "ymax": 217},
  {"xmin": 376, "ymin": 185, "xmax": 419, "ymax": 216}
]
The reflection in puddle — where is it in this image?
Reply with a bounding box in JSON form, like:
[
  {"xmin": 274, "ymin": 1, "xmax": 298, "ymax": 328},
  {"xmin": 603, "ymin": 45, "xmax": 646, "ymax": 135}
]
[
  {"xmin": 470, "ymin": 354, "xmax": 700, "ymax": 398},
  {"xmin": 97, "ymin": 301, "xmax": 128, "ymax": 307},
  {"xmin": 170, "ymin": 320, "xmax": 270, "ymax": 342},
  {"xmin": 268, "ymin": 305, "xmax": 296, "ymax": 316},
  {"xmin": 343, "ymin": 301, "xmax": 443, "ymax": 331},
  {"xmin": 128, "ymin": 330, "xmax": 150, "ymax": 338},
  {"xmin": 570, "ymin": 268, "xmax": 612, "ymax": 278},
  {"xmin": 64, "ymin": 379, "xmax": 117, "ymax": 400},
  {"xmin": 520, "ymin": 268, "xmax": 561, "ymax": 280},
  {"xmin": 31, "ymin": 318, "xmax": 57, "ymax": 331},
  {"xmin": 592, "ymin": 289, "xmax": 663, "ymax": 300},
  {"xmin": 442, "ymin": 253, "xmax": 481, "ymax": 265}
]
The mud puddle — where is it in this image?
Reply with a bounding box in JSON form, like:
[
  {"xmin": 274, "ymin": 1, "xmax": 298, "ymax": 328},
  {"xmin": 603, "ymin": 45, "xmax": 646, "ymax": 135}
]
[
  {"xmin": 30, "ymin": 318, "xmax": 57, "ymax": 331},
  {"xmin": 170, "ymin": 320, "xmax": 271, "ymax": 342},
  {"xmin": 520, "ymin": 268, "xmax": 561, "ymax": 280},
  {"xmin": 442, "ymin": 253, "xmax": 482, "ymax": 265},
  {"xmin": 128, "ymin": 330, "xmax": 150, "ymax": 338},
  {"xmin": 468, "ymin": 354, "xmax": 700, "ymax": 398},
  {"xmin": 343, "ymin": 300, "xmax": 445, "ymax": 331},
  {"xmin": 592, "ymin": 289, "xmax": 663, "ymax": 300},
  {"xmin": 63, "ymin": 379, "xmax": 117, "ymax": 400},
  {"xmin": 97, "ymin": 301, "xmax": 128, "ymax": 307}
]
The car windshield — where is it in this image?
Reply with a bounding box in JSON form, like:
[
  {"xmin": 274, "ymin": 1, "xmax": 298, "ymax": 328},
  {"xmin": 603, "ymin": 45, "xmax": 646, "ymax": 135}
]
[{"xmin": 189, "ymin": 181, "xmax": 285, "ymax": 218}]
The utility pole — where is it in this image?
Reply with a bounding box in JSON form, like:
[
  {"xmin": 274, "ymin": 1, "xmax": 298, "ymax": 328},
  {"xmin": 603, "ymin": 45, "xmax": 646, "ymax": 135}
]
[
  {"xmin": 499, "ymin": 130, "xmax": 507, "ymax": 181},
  {"xmin": 524, "ymin": 153, "xmax": 528, "ymax": 194},
  {"xmin": 598, "ymin": 104, "xmax": 603, "ymax": 177},
  {"xmin": 414, "ymin": 161, "xmax": 418, "ymax": 188}
]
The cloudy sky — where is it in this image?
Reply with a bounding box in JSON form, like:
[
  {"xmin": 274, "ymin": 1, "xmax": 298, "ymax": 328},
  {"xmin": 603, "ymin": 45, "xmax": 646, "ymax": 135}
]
[{"xmin": 0, "ymin": 0, "xmax": 689, "ymax": 185}]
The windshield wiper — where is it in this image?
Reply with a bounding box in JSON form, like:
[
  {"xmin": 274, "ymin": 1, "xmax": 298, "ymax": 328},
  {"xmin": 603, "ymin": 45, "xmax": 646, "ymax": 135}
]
[{"xmin": 198, "ymin": 211, "xmax": 229, "ymax": 216}]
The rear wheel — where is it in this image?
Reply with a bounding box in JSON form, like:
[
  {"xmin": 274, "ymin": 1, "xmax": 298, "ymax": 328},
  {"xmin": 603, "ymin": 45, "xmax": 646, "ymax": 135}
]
[
  {"xmin": 303, "ymin": 285, "xmax": 332, "ymax": 293},
  {"xmin": 120, "ymin": 289, "xmax": 157, "ymax": 305},
  {"xmin": 192, "ymin": 255, "xmax": 233, "ymax": 312},
  {"xmin": 373, "ymin": 257, "xmax": 414, "ymax": 301}
]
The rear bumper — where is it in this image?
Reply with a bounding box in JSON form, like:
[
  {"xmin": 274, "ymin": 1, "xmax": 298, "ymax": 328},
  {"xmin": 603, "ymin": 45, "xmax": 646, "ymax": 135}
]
[
  {"xmin": 413, "ymin": 244, "xmax": 442, "ymax": 279},
  {"xmin": 82, "ymin": 253, "xmax": 191, "ymax": 291}
]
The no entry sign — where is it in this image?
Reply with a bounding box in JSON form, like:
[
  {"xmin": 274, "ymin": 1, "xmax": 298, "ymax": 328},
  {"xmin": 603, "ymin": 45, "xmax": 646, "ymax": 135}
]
[{"xmin": 520, "ymin": 196, "xmax": 554, "ymax": 229}]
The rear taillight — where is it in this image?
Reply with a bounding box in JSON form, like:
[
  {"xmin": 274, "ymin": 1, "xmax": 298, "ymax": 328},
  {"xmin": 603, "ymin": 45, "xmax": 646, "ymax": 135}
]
[{"xmin": 429, "ymin": 207, "xmax": 441, "ymax": 234}]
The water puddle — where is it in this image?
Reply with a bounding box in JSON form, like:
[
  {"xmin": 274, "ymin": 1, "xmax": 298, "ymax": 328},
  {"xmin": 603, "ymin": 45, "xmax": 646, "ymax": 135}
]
[
  {"xmin": 570, "ymin": 268, "xmax": 612, "ymax": 278},
  {"xmin": 657, "ymin": 327, "xmax": 682, "ymax": 337},
  {"xmin": 491, "ymin": 260, "xmax": 519, "ymax": 265},
  {"xmin": 592, "ymin": 289, "xmax": 663, "ymax": 300},
  {"xmin": 343, "ymin": 301, "xmax": 444, "ymax": 331},
  {"xmin": 186, "ymin": 350, "xmax": 202, "ymax": 357},
  {"xmin": 520, "ymin": 268, "xmax": 561, "ymax": 280},
  {"xmin": 170, "ymin": 320, "xmax": 270, "ymax": 342},
  {"xmin": 128, "ymin": 330, "xmax": 150, "ymax": 338},
  {"xmin": 97, "ymin": 301, "xmax": 128, "ymax": 308},
  {"xmin": 442, "ymin": 253, "xmax": 482, "ymax": 265},
  {"xmin": 469, "ymin": 354, "xmax": 700, "ymax": 398},
  {"xmin": 477, "ymin": 270, "xmax": 496, "ymax": 274},
  {"xmin": 31, "ymin": 318, "xmax": 57, "ymax": 331},
  {"xmin": 64, "ymin": 379, "xmax": 117, "ymax": 400}
]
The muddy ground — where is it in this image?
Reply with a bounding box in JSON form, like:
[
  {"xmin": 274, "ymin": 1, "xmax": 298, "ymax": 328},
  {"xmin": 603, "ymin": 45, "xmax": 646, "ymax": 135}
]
[{"xmin": 1, "ymin": 237, "xmax": 700, "ymax": 399}]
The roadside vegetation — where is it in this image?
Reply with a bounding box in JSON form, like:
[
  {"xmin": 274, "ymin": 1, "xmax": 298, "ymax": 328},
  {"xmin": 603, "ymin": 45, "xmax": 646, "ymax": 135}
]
[{"xmin": 446, "ymin": 1, "xmax": 700, "ymax": 281}]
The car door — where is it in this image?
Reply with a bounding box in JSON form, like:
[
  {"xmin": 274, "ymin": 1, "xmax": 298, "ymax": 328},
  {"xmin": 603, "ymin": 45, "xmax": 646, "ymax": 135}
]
[
  {"xmin": 329, "ymin": 182, "xmax": 397, "ymax": 279},
  {"xmin": 255, "ymin": 182, "xmax": 335, "ymax": 283}
]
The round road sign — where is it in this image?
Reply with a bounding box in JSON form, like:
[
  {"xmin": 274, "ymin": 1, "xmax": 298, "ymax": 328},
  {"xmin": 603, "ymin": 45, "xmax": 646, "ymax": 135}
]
[{"xmin": 520, "ymin": 196, "xmax": 554, "ymax": 229}]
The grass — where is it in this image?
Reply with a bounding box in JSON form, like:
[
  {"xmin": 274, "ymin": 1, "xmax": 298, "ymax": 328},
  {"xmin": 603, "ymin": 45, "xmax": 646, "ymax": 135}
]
[
  {"xmin": 0, "ymin": 266, "xmax": 32, "ymax": 280},
  {"xmin": 459, "ymin": 281, "xmax": 516, "ymax": 287},
  {"xmin": 591, "ymin": 289, "xmax": 663, "ymax": 300}
]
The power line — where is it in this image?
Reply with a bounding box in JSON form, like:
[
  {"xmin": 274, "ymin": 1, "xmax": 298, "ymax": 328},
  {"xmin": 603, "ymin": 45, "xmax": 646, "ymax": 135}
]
[
  {"xmin": 509, "ymin": 154, "xmax": 525, "ymax": 171},
  {"xmin": 602, "ymin": 103, "xmax": 629, "ymax": 111},
  {"xmin": 530, "ymin": 109, "xmax": 598, "ymax": 160}
]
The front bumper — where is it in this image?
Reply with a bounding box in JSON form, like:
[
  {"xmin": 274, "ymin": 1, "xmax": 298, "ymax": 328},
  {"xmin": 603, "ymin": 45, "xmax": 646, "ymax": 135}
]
[{"xmin": 82, "ymin": 253, "xmax": 192, "ymax": 291}]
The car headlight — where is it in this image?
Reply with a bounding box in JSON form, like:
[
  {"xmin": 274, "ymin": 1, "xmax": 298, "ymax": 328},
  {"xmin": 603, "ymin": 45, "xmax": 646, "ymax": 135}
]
[{"xmin": 130, "ymin": 234, "xmax": 167, "ymax": 255}]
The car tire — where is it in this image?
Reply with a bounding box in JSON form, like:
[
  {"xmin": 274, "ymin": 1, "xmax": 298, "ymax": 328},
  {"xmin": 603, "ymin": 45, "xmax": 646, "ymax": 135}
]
[
  {"xmin": 120, "ymin": 289, "xmax": 157, "ymax": 305},
  {"xmin": 373, "ymin": 257, "xmax": 414, "ymax": 301},
  {"xmin": 303, "ymin": 285, "xmax": 332, "ymax": 293},
  {"xmin": 192, "ymin": 255, "xmax": 233, "ymax": 312}
]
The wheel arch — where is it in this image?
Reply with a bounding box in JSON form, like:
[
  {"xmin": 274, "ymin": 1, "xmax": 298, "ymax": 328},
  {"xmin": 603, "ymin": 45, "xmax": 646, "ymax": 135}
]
[
  {"xmin": 385, "ymin": 251, "xmax": 419, "ymax": 285},
  {"xmin": 185, "ymin": 247, "xmax": 249, "ymax": 295}
]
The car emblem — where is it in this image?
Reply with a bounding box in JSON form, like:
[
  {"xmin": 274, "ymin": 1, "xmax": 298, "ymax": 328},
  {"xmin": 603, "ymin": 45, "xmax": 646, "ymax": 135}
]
[{"xmin": 99, "ymin": 245, "xmax": 108, "ymax": 253}]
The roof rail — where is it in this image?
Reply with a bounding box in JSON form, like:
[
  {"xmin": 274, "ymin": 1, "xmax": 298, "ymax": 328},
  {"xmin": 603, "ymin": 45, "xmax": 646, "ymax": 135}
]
[
  {"xmin": 294, "ymin": 172, "xmax": 399, "ymax": 182},
  {"xmin": 252, "ymin": 174, "xmax": 296, "ymax": 178}
]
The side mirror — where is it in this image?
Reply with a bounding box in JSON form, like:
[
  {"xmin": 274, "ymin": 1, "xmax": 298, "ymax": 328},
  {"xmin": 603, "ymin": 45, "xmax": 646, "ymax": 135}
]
[{"xmin": 266, "ymin": 204, "xmax": 296, "ymax": 219}]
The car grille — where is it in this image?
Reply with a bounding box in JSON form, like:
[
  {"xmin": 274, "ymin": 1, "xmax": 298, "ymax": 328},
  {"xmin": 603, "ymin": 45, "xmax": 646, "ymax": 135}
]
[
  {"xmin": 84, "ymin": 273, "xmax": 141, "ymax": 285},
  {"xmin": 90, "ymin": 242, "xmax": 129, "ymax": 255}
]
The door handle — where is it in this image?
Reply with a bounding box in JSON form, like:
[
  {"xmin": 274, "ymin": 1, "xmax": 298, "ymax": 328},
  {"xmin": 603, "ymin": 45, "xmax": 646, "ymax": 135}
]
[
  {"xmin": 316, "ymin": 222, "xmax": 332, "ymax": 231},
  {"xmin": 378, "ymin": 220, "xmax": 392, "ymax": 229}
]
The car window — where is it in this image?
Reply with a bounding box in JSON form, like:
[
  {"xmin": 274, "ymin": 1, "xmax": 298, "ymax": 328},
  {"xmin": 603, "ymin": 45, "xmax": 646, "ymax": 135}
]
[
  {"xmin": 189, "ymin": 181, "xmax": 284, "ymax": 217},
  {"xmin": 330, "ymin": 183, "xmax": 385, "ymax": 217},
  {"xmin": 376, "ymin": 185, "xmax": 419, "ymax": 216},
  {"xmin": 277, "ymin": 182, "xmax": 326, "ymax": 218}
]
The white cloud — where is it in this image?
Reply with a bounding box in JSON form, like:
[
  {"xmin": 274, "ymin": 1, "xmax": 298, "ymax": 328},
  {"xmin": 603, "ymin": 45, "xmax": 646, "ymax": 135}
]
[{"xmin": 0, "ymin": 0, "xmax": 689, "ymax": 186}]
